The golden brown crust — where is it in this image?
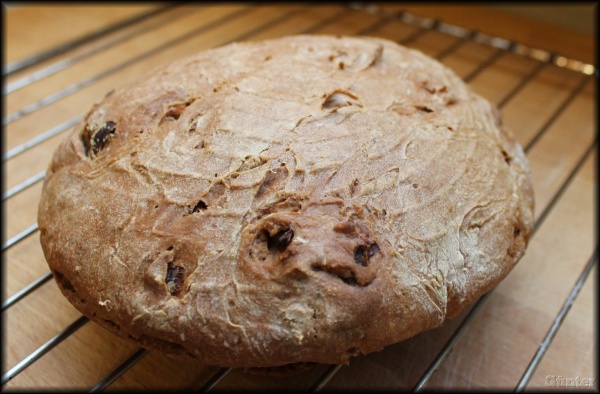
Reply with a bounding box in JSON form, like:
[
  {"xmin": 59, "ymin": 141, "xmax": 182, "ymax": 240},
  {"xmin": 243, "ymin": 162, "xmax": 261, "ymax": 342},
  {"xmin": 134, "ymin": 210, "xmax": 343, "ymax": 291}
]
[{"xmin": 38, "ymin": 35, "xmax": 534, "ymax": 368}]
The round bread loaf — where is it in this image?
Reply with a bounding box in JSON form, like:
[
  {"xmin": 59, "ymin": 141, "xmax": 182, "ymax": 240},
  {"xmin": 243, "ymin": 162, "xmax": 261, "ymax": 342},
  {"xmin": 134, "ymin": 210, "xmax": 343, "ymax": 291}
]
[{"xmin": 38, "ymin": 35, "xmax": 534, "ymax": 368}]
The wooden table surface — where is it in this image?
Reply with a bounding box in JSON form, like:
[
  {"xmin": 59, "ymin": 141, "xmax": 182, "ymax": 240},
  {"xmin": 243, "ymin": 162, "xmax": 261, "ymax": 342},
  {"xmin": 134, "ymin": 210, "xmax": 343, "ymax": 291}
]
[{"xmin": 3, "ymin": 4, "xmax": 596, "ymax": 391}]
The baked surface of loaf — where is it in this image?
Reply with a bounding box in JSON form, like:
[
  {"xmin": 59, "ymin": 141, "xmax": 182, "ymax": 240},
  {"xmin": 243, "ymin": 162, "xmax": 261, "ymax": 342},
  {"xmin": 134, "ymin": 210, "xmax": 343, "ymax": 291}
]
[{"xmin": 38, "ymin": 35, "xmax": 534, "ymax": 368}]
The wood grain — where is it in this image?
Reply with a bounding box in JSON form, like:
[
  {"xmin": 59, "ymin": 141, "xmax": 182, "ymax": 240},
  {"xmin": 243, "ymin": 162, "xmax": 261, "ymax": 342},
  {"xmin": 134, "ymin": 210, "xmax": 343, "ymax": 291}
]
[
  {"xmin": 3, "ymin": 4, "xmax": 596, "ymax": 391},
  {"xmin": 380, "ymin": 4, "xmax": 595, "ymax": 64},
  {"xmin": 4, "ymin": 4, "xmax": 165, "ymax": 64},
  {"xmin": 528, "ymin": 264, "xmax": 597, "ymax": 390}
]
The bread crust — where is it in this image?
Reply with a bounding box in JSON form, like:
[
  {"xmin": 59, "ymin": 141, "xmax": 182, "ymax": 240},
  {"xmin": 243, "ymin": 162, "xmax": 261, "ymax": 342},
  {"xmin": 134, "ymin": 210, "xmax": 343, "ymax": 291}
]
[{"xmin": 38, "ymin": 35, "xmax": 534, "ymax": 368}]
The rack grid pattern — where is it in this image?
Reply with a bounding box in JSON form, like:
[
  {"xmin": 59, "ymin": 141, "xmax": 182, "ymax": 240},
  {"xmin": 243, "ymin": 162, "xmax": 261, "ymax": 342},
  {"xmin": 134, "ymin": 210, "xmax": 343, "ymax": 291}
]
[{"xmin": 3, "ymin": 4, "xmax": 597, "ymax": 391}]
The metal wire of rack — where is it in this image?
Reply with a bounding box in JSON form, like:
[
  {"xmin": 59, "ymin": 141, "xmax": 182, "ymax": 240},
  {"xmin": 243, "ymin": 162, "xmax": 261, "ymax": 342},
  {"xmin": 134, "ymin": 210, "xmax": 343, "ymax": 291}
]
[{"xmin": 3, "ymin": 3, "xmax": 597, "ymax": 391}]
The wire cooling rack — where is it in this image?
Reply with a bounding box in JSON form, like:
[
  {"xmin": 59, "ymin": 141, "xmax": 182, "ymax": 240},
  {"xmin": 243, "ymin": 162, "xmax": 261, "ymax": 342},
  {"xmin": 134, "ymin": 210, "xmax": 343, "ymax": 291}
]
[{"xmin": 3, "ymin": 3, "xmax": 597, "ymax": 391}]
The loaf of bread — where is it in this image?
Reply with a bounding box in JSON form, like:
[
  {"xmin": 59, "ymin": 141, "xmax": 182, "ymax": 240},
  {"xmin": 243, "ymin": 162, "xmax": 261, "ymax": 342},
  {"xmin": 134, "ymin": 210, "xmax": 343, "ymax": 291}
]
[{"xmin": 38, "ymin": 35, "xmax": 534, "ymax": 369}]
